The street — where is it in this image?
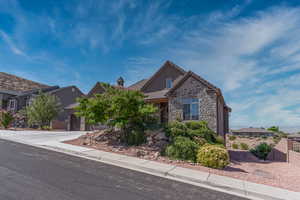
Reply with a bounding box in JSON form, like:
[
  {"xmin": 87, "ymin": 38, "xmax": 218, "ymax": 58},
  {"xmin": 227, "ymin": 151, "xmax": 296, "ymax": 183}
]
[{"xmin": 0, "ymin": 139, "xmax": 248, "ymax": 200}]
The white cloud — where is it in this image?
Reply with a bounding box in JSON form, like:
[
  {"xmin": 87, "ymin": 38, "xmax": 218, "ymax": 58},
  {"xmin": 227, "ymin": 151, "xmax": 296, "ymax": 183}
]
[{"xmin": 0, "ymin": 30, "xmax": 28, "ymax": 57}]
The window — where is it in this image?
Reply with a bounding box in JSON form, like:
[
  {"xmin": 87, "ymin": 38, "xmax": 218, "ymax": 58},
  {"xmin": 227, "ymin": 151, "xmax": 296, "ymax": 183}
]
[
  {"xmin": 8, "ymin": 99, "xmax": 17, "ymax": 111},
  {"xmin": 293, "ymin": 141, "xmax": 300, "ymax": 153},
  {"xmin": 166, "ymin": 78, "xmax": 173, "ymax": 89},
  {"xmin": 182, "ymin": 98, "xmax": 199, "ymax": 120}
]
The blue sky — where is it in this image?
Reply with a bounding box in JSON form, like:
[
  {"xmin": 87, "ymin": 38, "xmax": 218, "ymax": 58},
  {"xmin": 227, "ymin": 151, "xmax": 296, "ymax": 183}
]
[{"xmin": 1, "ymin": 0, "xmax": 300, "ymax": 129}]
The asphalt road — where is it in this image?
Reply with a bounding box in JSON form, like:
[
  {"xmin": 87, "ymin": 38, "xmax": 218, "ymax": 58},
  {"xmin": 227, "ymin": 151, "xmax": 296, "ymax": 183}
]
[{"xmin": 0, "ymin": 139, "xmax": 249, "ymax": 200}]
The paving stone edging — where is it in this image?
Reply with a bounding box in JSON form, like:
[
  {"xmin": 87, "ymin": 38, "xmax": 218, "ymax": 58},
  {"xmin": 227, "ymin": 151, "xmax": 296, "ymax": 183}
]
[{"xmin": 1, "ymin": 137, "xmax": 299, "ymax": 200}]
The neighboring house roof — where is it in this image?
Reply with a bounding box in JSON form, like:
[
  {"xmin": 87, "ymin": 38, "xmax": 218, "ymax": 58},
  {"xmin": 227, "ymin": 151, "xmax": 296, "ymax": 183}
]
[
  {"xmin": 127, "ymin": 79, "xmax": 148, "ymax": 91},
  {"xmin": 0, "ymin": 90, "xmax": 22, "ymax": 96},
  {"xmin": 47, "ymin": 85, "xmax": 84, "ymax": 96},
  {"xmin": 232, "ymin": 128, "xmax": 274, "ymax": 134},
  {"xmin": 0, "ymin": 72, "xmax": 50, "ymax": 92},
  {"xmin": 17, "ymin": 86, "xmax": 60, "ymax": 97}
]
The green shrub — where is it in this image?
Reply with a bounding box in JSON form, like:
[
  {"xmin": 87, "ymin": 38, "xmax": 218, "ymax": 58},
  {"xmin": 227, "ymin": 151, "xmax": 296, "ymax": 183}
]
[
  {"xmin": 232, "ymin": 143, "xmax": 239, "ymax": 149},
  {"xmin": 240, "ymin": 143, "xmax": 249, "ymax": 150},
  {"xmin": 229, "ymin": 135, "xmax": 236, "ymax": 141},
  {"xmin": 123, "ymin": 129, "xmax": 146, "ymax": 146},
  {"xmin": 0, "ymin": 110, "xmax": 14, "ymax": 129},
  {"xmin": 166, "ymin": 121, "xmax": 217, "ymax": 143},
  {"xmin": 197, "ymin": 144, "xmax": 230, "ymax": 169},
  {"xmin": 250, "ymin": 143, "xmax": 272, "ymax": 160},
  {"xmin": 215, "ymin": 135, "xmax": 225, "ymax": 145},
  {"xmin": 165, "ymin": 136, "xmax": 199, "ymax": 162}
]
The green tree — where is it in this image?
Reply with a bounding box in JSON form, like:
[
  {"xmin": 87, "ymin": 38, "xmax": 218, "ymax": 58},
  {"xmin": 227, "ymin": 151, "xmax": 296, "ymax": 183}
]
[
  {"xmin": 0, "ymin": 110, "xmax": 14, "ymax": 129},
  {"xmin": 267, "ymin": 126, "xmax": 279, "ymax": 132},
  {"xmin": 76, "ymin": 84, "xmax": 158, "ymax": 145},
  {"xmin": 25, "ymin": 92, "xmax": 61, "ymax": 129}
]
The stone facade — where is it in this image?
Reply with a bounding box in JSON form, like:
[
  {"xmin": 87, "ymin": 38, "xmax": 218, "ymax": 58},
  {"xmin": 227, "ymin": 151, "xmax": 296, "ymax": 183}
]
[{"xmin": 168, "ymin": 76, "xmax": 217, "ymax": 132}]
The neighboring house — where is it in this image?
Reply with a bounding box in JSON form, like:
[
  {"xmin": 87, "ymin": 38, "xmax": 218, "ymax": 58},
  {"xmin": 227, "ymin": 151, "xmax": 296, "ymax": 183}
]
[
  {"xmin": 0, "ymin": 72, "xmax": 84, "ymax": 129},
  {"xmin": 65, "ymin": 79, "xmax": 126, "ymax": 131},
  {"xmin": 68, "ymin": 61, "xmax": 231, "ymax": 136},
  {"xmin": 0, "ymin": 72, "xmax": 49, "ymax": 110},
  {"xmin": 231, "ymin": 128, "xmax": 274, "ymax": 137}
]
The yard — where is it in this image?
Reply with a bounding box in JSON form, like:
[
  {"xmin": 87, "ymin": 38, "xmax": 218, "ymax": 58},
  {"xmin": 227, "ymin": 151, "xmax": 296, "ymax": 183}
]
[{"xmin": 65, "ymin": 130, "xmax": 300, "ymax": 192}]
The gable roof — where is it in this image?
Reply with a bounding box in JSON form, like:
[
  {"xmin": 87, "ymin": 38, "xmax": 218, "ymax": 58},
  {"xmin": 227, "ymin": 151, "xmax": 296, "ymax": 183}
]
[
  {"xmin": 0, "ymin": 72, "xmax": 50, "ymax": 92},
  {"xmin": 140, "ymin": 60, "xmax": 186, "ymax": 92},
  {"xmin": 166, "ymin": 70, "xmax": 219, "ymax": 96},
  {"xmin": 87, "ymin": 82, "xmax": 106, "ymax": 97}
]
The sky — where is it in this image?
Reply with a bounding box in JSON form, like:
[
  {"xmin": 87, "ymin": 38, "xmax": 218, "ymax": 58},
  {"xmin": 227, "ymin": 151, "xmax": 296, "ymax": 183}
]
[{"xmin": 0, "ymin": 0, "xmax": 300, "ymax": 130}]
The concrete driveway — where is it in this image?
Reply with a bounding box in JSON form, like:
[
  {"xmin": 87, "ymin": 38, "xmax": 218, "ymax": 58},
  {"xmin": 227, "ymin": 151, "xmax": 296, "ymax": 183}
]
[{"xmin": 0, "ymin": 130, "xmax": 86, "ymax": 145}]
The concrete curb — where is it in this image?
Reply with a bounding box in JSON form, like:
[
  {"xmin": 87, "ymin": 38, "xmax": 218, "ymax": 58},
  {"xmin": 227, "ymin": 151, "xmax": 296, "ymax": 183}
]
[{"xmin": 1, "ymin": 137, "xmax": 299, "ymax": 200}]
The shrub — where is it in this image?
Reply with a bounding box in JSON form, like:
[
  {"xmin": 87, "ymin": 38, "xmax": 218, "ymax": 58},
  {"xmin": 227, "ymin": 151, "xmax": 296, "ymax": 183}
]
[
  {"xmin": 197, "ymin": 144, "xmax": 230, "ymax": 169},
  {"xmin": 228, "ymin": 135, "xmax": 236, "ymax": 141},
  {"xmin": 215, "ymin": 135, "xmax": 225, "ymax": 145},
  {"xmin": 250, "ymin": 143, "xmax": 272, "ymax": 160},
  {"xmin": 240, "ymin": 143, "xmax": 249, "ymax": 150},
  {"xmin": 232, "ymin": 143, "xmax": 239, "ymax": 149},
  {"xmin": 0, "ymin": 110, "xmax": 14, "ymax": 129},
  {"xmin": 165, "ymin": 136, "xmax": 199, "ymax": 162},
  {"xmin": 123, "ymin": 129, "xmax": 146, "ymax": 146},
  {"xmin": 166, "ymin": 121, "xmax": 217, "ymax": 143}
]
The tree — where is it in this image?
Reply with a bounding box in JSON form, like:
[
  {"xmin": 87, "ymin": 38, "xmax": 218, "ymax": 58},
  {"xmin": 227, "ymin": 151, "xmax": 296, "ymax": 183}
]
[
  {"xmin": 76, "ymin": 84, "xmax": 158, "ymax": 145},
  {"xmin": 267, "ymin": 126, "xmax": 279, "ymax": 132},
  {"xmin": 25, "ymin": 92, "xmax": 61, "ymax": 129},
  {"xmin": 0, "ymin": 110, "xmax": 14, "ymax": 129}
]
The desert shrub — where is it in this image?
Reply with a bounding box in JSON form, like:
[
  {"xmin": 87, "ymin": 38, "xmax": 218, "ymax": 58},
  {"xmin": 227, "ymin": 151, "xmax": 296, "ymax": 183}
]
[
  {"xmin": 197, "ymin": 144, "xmax": 230, "ymax": 169},
  {"xmin": 250, "ymin": 143, "xmax": 272, "ymax": 160},
  {"xmin": 232, "ymin": 143, "xmax": 239, "ymax": 149},
  {"xmin": 165, "ymin": 121, "xmax": 188, "ymax": 138},
  {"xmin": 228, "ymin": 135, "xmax": 236, "ymax": 141},
  {"xmin": 0, "ymin": 110, "xmax": 14, "ymax": 129},
  {"xmin": 165, "ymin": 136, "xmax": 199, "ymax": 162},
  {"xmin": 240, "ymin": 143, "xmax": 249, "ymax": 150}
]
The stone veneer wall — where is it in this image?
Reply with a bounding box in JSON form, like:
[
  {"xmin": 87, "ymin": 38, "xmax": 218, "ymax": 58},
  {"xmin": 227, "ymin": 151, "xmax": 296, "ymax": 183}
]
[{"xmin": 168, "ymin": 76, "xmax": 217, "ymax": 133}]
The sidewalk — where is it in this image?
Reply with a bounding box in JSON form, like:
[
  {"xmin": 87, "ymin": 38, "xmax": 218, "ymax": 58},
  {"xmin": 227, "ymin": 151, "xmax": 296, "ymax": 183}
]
[{"xmin": 0, "ymin": 131, "xmax": 299, "ymax": 200}]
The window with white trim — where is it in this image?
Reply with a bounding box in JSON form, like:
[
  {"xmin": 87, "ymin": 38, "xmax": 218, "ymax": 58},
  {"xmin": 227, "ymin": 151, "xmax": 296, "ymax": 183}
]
[
  {"xmin": 182, "ymin": 98, "xmax": 199, "ymax": 120},
  {"xmin": 8, "ymin": 99, "xmax": 17, "ymax": 111},
  {"xmin": 166, "ymin": 78, "xmax": 173, "ymax": 89}
]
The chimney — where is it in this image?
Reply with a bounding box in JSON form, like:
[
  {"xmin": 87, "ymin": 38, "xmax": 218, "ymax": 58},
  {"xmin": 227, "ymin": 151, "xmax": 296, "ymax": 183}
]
[{"xmin": 117, "ymin": 77, "xmax": 124, "ymax": 87}]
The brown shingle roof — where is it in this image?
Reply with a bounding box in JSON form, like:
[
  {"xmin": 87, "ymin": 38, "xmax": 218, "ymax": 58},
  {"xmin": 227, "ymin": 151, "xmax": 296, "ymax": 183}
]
[{"xmin": 0, "ymin": 72, "xmax": 49, "ymax": 92}]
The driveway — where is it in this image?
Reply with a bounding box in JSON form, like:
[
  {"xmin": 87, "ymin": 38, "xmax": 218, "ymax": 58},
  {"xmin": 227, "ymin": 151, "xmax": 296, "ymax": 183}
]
[{"xmin": 0, "ymin": 130, "xmax": 86, "ymax": 145}]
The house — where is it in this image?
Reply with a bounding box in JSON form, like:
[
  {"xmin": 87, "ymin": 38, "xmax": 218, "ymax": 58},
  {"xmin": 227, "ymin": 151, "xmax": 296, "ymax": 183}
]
[
  {"xmin": 231, "ymin": 128, "xmax": 274, "ymax": 137},
  {"xmin": 0, "ymin": 72, "xmax": 84, "ymax": 129},
  {"xmin": 128, "ymin": 61, "xmax": 231, "ymax": 137},
  {"xmin": 67, "ymin": 61, "xmax": 231, "ymax": 136}
]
